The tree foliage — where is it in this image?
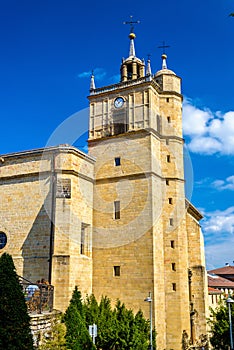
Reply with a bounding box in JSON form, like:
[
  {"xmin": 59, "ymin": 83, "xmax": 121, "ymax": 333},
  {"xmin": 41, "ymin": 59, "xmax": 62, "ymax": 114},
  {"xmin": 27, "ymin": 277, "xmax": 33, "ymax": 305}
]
[
  {"xmin": 208, "ymin": 302, "xmax": 233, "ymax": 350},
  {"xmin": 63, "ymin": 286, "xmax": 95, "ymax": 350},
  {"xmin": 84, "ymin": 293, "xmax": 155, "ymax": 350},
  {"xmin": 0, "ymin": 252, "xmax": 34, "ymax": 350},
  {"xmin": 61, "ymin": 286, "xmax": 155, "ymax": 349}
]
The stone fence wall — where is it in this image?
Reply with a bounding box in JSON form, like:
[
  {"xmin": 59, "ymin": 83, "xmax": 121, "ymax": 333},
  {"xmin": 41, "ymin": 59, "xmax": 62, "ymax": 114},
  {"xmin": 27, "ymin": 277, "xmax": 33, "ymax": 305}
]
[{"xmin": 30, "ymin": 310, "xmax": 62, "ymax": 348}]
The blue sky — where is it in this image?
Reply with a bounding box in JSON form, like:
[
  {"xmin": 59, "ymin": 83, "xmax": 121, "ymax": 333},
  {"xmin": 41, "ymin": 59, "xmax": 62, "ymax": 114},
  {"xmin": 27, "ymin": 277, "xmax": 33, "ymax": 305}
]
[{"xmin": 0, "ymin": 0, "xmax": 234, "ymax": 269}]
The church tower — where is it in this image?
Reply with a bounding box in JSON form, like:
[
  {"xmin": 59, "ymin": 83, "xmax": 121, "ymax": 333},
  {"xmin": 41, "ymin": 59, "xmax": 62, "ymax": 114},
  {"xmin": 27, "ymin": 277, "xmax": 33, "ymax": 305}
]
[{"xmin": 88, "ymin": 29, "xmax": 208, "ymax": 350}]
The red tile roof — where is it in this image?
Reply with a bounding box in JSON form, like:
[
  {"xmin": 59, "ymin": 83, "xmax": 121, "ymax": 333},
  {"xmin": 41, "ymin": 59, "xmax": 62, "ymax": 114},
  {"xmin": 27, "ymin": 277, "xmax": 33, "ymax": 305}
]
[
  {"xmin": 208, "ymin": 266, "xmax": 234, "ymax": 275},
  {"xmin": 208, "ymin": 274, "xmax": 234, "ymax": 288}
]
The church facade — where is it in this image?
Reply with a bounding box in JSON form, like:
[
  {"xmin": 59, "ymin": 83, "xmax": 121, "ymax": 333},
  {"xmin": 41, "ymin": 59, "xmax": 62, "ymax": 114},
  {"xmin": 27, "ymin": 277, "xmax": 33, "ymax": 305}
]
[{"xmin": 0, "ymin": 31, "xmax": 208, "ymax": 349}]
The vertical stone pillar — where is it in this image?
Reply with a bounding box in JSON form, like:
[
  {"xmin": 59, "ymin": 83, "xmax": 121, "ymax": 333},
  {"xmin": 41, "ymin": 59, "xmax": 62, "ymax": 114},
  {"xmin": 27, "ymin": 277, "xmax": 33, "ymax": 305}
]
[
  {"xmin": 132, "ymin": 62, "xmax": 137, "ymax": 79},
  {"xmin": 121, "ymin": 64, "xmax": 127, "ymax": 81}
]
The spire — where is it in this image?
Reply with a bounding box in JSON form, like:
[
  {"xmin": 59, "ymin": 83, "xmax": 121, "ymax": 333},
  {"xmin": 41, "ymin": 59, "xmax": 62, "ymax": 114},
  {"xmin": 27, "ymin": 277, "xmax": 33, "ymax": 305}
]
[
  {"xmin": 129, "ymin": 32, "xmax": 136, "ymax": 57},
  {"xmin": 123, "ymin": 16, "xmax": 140, "ymax": 57},
  {"xmin": 146, "ymin": 55, "xmax": 152, "ymax": 75},
  {"xmin": 90, "ymin": 70, "xmax": 95, "ymax": 91},
  {"xmin": 161, "ymin": 53, "xmax": 167, "ymax": 69}
]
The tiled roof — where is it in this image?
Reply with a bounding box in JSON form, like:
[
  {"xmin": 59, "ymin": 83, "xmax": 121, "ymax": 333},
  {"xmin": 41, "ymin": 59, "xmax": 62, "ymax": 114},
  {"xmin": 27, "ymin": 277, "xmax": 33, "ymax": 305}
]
[
  {"xmin": 208, "ymin": 266, "xmax": 234, "ymax": 275},
  {"xmin": 208, "ymin": 274, "xmax": 234, "ymax": 288}
]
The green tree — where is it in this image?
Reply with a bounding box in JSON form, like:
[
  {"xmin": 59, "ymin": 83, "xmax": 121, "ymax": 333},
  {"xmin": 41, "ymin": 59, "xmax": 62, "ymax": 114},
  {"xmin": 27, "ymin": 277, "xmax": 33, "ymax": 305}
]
[
  {"xmin": 64, "ymin": 286, "xmax": 95, "ymax": 350},
  {"xmin": 85, "ymin": 295, "xmax": 117, "ymax": 350},
  {"xmin": 84, "ymin": 294, "xmax": 155, "ymax": 350},
  {"xmin": 0, "ymin": 252, "xmax": 34, "ymax": 350},
  {"xmin": 114, "ymin": 300, "xmax": 135, "ymax": 350},
  {"xmin": 132, "ymin": 310, "xmax": 152, "ymax": 349},
  {"xmin": 208, "ymin": 302, "xmax": 233, "ymax": 349}
]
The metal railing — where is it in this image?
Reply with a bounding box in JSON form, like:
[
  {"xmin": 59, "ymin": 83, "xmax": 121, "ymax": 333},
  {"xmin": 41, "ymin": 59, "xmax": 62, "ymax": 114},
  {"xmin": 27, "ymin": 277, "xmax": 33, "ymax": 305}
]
[{"xmin": 19, "ymin": 276, "xmax": 54, "ymax": 314}]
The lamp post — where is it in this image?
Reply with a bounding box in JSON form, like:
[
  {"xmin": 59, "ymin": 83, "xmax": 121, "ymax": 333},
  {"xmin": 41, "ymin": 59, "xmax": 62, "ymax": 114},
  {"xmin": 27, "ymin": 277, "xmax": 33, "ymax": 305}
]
[
  {"xmin": 144, "ymin": 292, "xmax": 153, "ymax": 350},
  {"xmin": 227, "ymin": 297, "xmax": 234, "ymax": 350}
]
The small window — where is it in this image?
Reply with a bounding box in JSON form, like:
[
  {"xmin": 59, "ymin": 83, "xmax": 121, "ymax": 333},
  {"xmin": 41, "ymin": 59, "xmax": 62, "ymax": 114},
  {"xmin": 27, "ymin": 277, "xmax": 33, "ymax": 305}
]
[
  {"xmin": 80, "ymin": 223, "xmax": 91, "ymax": 256},
  {"xmin": 169, "ymin": 218, "xmax": 173, "ymax": 226},
  {"xmin": 171, "ymin": 240, "xmax": 175, "ymax": 248},
  {"xmin": 167, "ymin": 155, "xmax": 171, "ymax": 163},
  {"xmin": 166, "ymin": 98, "xmax": 170, "ymax": 103},
  {"xmin": 166, "ymin": 139, "xmax": 169, "ymax": 145},
  {"xmin": 169, "ymin": 198, "xmax": 173, "ymax": 205},
  {"xmin": 80, "ymin": 227, "xmax": 85, "ymax": 255},
  {"xmin": 114, "ymin": 266, "xmax": 120, "ymax": 276},
  {"xmin": 0, "ymin": 232, "xmax": 7, "ymax": 249},
  {"xmin": 166, "ymin": 179, "xmax": 169, "ymax": 186},
  {"xmin": 172, "ymin": 263, "xmax": 176, "ymax": 271},
  {"xmin": 114, "ymin": 201, "xmax": 120, "ymax": 220},
  {"xmin": 172, "ymin": 283, "xmax": 176, "ymax": 291},
  {"xmin": 167, "ymin": 116, "xmax": 171, "ymax": 123},
  {"xmin": 115, "ymin": 157, "xmax": 121, "ymax": 166}
]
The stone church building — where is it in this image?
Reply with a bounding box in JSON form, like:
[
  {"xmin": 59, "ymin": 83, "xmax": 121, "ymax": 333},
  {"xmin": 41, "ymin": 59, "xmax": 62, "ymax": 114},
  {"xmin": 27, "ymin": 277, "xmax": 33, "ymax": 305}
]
[{"xmin": 0, "ymin": 30, "xmax": 208, "ymax": 349}]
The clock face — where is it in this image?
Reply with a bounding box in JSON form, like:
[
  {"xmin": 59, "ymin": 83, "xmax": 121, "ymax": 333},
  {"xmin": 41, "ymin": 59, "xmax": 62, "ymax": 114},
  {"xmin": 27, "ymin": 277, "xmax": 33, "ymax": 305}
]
[{"xmin": 114, "ymin": 97, "xmax": 124, "ymax": 108}]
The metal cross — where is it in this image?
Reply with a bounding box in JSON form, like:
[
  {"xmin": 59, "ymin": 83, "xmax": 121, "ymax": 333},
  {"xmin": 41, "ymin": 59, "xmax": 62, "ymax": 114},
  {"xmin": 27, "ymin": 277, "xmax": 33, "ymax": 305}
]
[
  {"xmin": 123, "ymin": 15, "xmax": 140, "ymax": 32},
  {"xmin": 158, "ymin": 41, "xmax": 170, "ymax": 54}
]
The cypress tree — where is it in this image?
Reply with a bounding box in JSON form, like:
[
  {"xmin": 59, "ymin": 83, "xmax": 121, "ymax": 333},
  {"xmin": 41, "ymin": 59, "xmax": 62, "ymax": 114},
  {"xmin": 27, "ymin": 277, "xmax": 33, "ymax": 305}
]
[
  {"xmin": 64, "ymin": 286, "xmax": 95, "ymax": 350},
  {"xmin": 0, "ymin": 252, "xmax": 34, "ymax": 350}
]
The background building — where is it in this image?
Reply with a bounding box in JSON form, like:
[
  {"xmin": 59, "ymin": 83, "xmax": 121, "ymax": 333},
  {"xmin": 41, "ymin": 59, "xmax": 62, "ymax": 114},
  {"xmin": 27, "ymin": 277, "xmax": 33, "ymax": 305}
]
[{"xmin": 208, "ymin": 264, "xmax": 234, "ymax": 309}]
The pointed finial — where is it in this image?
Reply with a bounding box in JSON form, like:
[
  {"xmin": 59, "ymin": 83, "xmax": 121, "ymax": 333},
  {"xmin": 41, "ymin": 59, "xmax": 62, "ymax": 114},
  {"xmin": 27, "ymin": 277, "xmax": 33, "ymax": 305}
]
[
  {"xmin": 158, "ymin": 41, "xmax": 170, "ymax": 70},
  {"xmin": 161, "ymin": 54, "xmax": 167, "ymax": 69},
  {"xmin": 129, "ymin": 35, "xmax": 136, "ymax": 57},
  {"xmin": 90, "ymin": 70, "xmax": 95, "ymax": 91},
  {"xmin": 146, "ymin": 54, "xmax": 152, "ymax": 75}
]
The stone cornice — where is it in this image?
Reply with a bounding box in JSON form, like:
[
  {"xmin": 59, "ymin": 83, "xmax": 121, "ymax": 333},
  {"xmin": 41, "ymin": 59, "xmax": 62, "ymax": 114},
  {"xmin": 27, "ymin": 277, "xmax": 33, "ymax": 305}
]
[
  {"xmin": 0, "ymin": 169, "xmax": 94, "ymax": 184},
  {"xmin": 95, "ymin": 171, "xmax": 185, "ymax": 184},
  {"xmin": 185, "ymin": 199, "xmax": 203, "ymax": 221},
  {"xmin": 0, "ymin": 145, "xmax": 95, "ymax": 164}
]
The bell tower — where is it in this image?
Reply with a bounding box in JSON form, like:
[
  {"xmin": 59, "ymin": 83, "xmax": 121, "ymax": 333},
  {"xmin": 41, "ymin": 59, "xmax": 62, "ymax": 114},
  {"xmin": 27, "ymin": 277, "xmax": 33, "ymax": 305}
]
[
  {"xmin": 88, "ymin": 28, "xmax": 208, "ymax": 350},
  {"xmin": 120, "ymin": 32, "xmax": 145, "ymax": 81}
]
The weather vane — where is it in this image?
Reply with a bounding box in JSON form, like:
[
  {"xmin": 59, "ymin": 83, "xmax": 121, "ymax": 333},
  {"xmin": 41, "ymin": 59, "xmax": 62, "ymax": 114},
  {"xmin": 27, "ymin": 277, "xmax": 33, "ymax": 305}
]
[
  {"xmin": 158, "ymin": 41, "xmax": 170, "ymax": 54},
  {"xmin": 123, "ymin": 15, "xmax": 140, "ymax": 33}
]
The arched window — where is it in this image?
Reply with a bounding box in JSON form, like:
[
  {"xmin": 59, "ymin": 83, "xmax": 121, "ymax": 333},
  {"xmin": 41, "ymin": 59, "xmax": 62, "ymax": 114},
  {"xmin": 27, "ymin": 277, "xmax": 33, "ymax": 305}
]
[{"xmin": 0, "ymin": 232, "xmax": 7, "ymax": 249}]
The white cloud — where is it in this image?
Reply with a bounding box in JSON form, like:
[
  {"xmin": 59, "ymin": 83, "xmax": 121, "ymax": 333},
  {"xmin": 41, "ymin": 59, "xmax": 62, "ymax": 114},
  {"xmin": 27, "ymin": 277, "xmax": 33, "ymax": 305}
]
[
  {"xmin": 77, "ymin": 68, "xmax": 107, "ymax": 81},
  {"xmin": 202, "ymin": 206, "xmax": 234, "ymax": 269},
  {"xmin": 77, "ymin": 70, "xmax": 91, "ymax": 79},
  {"xmin": 188, "ymin": 136, "xmax": 222, "ymax": 155},
  {"xmin": 183, "ymin": 100, "xmax": 212, "ymax": 136},
  {"xmin": 212, "ymin": 175, "xmax": 234, "ymax": 191},
  {"xmin": 202, "ymin": 206, "xmax": 234, "ymax": 235},
  {"xmin": 183, "ymin": 98, "xmax": 234, "ymax": 155},
  {"xmin": 205, "ymin": 237, "xmax": 234, "ymax": 270}
]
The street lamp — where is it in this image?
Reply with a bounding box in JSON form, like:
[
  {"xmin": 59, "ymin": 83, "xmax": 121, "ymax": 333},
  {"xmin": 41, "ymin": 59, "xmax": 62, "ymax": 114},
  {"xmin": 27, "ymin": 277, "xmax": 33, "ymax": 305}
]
[
  {"xmin": 227, "ymin": 296, "xmax": 234, "ymax": 350},
  {"xmin": 144, "ymin": 292, "xmax": 153, "ymax": 350}
]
